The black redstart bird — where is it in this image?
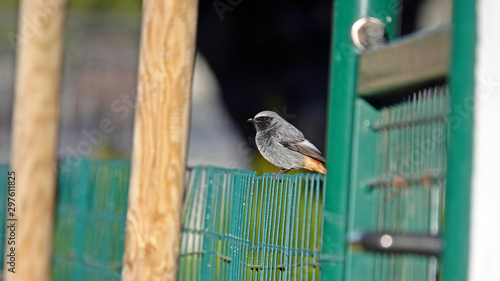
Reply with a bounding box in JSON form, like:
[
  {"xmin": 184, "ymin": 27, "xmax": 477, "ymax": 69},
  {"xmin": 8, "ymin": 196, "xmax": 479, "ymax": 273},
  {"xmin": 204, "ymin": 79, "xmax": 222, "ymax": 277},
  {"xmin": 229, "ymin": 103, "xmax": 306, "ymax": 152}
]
[{"xmin": 247, "ymin": 110, "xmax": 326, "ymax": 175}]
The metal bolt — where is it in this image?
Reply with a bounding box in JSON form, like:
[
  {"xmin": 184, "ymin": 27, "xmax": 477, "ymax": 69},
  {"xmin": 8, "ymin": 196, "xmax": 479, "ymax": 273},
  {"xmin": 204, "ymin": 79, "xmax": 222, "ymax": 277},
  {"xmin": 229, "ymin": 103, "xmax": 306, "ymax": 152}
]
[
  {"xmin": 380, "ymin": 234, "xmax": 393, "ymax": 248},
  {"xmin": 351, "ymin": 17, "xmax": 387, "ymax": 51},
  {"xmin": 361, "ymin": 181, "xmax": 373, "ymax": 193}
]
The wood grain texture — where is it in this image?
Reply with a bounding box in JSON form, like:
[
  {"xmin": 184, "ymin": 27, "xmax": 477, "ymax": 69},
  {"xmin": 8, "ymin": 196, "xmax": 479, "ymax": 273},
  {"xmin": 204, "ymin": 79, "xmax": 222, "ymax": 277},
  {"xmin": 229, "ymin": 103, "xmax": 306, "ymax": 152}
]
[
  {"xmin": 121, "ymin": 0, "xmax": 198, "ymax": 280},
  {"xmin": 6, "ymin": 0, "xmax": 65, "ymax": 280}
]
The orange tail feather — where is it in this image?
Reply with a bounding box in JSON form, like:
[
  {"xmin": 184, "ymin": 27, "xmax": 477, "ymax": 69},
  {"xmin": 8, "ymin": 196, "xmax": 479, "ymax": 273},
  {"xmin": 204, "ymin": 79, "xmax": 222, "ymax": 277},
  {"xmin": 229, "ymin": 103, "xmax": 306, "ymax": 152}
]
[{"xmin": 302, "ymin": 157, "xmax": 326, "ymax": 174}]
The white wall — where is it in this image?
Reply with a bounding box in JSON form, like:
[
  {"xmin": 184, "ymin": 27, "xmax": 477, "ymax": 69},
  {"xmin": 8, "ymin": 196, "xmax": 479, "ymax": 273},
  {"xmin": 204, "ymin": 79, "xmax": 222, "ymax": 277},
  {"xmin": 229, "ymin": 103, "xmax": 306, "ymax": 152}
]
[{"xmin": 469, "ymin": 0, "xmax": 500, "ymax": 279}]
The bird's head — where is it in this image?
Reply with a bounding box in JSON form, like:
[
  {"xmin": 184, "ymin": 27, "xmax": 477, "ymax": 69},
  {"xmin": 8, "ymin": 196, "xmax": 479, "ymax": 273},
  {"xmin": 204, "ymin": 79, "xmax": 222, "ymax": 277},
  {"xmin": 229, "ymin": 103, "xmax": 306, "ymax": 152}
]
[{"xmin": 247, "ymin": 110, "xmax": 282, "ymax": 132}]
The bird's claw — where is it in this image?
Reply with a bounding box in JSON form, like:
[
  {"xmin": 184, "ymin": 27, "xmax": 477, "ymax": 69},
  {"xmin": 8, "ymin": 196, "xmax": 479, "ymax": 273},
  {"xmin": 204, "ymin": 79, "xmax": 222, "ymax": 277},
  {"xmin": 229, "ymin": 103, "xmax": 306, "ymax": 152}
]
[{"xmin": 273, "ymin": 168, "xmax": 291, "ymax": 181}]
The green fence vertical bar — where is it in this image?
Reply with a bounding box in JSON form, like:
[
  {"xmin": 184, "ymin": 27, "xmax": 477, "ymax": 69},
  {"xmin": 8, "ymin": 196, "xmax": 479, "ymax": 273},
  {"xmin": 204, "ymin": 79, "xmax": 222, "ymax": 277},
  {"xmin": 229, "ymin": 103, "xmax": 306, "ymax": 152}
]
[
  {"xmin": 72, "ymin": 159, "xmax": 90, "ymax": 281},
  {"xmin": 200, "ymin": 168, "xmax": 214, "ymax": 279},
  {"xmin": 323, "ymin": 1, "xmax": 361, "ymax": 277},
  {"xmin": 443, "ymin": 0, "xmax": 476, "ymax": 280},
  {"xmin": 344, "ymin": 99, "xmax": 379, "ymax": 281},
  {"xmin": 322, "ymin": 0, "xmax": 399, "ymax": 280}
]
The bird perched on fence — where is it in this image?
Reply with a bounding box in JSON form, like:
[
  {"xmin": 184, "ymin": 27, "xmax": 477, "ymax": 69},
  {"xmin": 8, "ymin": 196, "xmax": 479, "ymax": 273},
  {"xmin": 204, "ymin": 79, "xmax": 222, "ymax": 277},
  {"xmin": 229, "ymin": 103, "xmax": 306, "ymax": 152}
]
[{"xmin": 248, "ymin": 110, "xmax": 326, "ymax": 176}]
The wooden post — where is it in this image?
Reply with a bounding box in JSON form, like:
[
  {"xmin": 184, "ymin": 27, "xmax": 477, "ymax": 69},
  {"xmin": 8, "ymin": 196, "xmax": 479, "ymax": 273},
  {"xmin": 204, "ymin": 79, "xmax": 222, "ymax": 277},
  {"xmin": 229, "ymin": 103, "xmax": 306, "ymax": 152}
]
[
  {"xmin": 122, "ymin": 0, "xmax": 198, "ymax": 280},
  {"xmin": 6, "ymin": 0, "xmax": 65, "ymax": 280}
]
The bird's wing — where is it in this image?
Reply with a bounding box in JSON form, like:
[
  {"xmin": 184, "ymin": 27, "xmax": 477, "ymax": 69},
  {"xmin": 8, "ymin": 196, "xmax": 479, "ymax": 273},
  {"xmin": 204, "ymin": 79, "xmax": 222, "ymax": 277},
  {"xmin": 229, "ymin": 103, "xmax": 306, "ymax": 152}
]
[
  {"xmin": 275, "ymin": 123, "xmax": 326, "ymax": 163},
  {"xmin": 279, "ymin": 139, "xmax": 326, "ymax": 163}
]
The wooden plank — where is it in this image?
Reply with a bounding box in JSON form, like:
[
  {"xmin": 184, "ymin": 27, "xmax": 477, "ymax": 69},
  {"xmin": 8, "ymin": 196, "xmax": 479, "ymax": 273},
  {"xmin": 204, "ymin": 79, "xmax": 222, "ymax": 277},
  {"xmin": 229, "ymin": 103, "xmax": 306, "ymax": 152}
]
[
  {"xmin": 121, "ymin": 0, "xmax": 198, "ymax": 280},
  {"xmin": 6, "ymin": 0, "xmax": 66, "ymax": 280},
  {"xmin": 358, "ymin": 27, "xmax": 451, "ymax": 96}
]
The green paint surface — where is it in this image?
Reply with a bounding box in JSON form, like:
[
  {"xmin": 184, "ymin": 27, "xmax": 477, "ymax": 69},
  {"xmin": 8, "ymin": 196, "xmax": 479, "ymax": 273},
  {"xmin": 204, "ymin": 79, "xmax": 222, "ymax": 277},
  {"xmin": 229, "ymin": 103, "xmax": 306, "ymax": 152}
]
[{"xmin": 443, "ymin": 0, "xmax": 476, "ymax": 280}]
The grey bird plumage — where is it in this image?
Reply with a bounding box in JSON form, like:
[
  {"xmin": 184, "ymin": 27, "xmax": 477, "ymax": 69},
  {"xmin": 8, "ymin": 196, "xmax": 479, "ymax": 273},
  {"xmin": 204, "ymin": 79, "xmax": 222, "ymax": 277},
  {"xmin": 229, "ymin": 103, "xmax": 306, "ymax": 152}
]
[{"xmin": 247, "ymin": 111, "xmax": 326, "ymax": 175}]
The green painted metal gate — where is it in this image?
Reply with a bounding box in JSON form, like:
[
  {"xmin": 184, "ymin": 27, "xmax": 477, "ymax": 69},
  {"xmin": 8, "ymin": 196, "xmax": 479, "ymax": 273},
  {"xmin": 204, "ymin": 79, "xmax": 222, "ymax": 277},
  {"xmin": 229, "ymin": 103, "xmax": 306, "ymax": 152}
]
[{"xmin": 322, "ymin": 1, "xmax": 474, "ymax": 281}]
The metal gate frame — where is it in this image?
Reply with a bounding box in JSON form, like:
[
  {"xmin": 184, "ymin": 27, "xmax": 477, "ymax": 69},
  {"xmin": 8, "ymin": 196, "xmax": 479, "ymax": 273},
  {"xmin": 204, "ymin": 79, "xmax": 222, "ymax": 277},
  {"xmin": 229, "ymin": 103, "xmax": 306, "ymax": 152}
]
[{"xmin": 321, "ymin": 0, "xmax": 475, "ymax": 281}]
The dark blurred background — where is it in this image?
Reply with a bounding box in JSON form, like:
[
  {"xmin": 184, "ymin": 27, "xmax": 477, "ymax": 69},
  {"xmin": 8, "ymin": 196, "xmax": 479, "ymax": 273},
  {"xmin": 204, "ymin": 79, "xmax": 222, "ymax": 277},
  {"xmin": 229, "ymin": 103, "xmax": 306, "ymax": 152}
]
[{"xmin": 0, "ymin": 0, "xmax": 451, "ymax": 173}]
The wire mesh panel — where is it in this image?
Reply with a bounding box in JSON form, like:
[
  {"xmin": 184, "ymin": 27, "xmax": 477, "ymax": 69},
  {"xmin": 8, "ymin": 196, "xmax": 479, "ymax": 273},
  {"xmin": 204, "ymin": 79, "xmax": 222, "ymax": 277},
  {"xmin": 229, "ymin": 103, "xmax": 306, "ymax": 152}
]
[
  {"xmin": 180, "ymin": 166, "xmax": 325, "ymax": 281},
  {"xmin": 346, "ymin": 86, "xmax": 448, "ymax": 281},
  {"xmin": 52, "ymin": 159, "xmax": 130, "ymax": 281},
  {"xmin": 0, "ymin": 160, "xmax": 324, "ymax": 280}
]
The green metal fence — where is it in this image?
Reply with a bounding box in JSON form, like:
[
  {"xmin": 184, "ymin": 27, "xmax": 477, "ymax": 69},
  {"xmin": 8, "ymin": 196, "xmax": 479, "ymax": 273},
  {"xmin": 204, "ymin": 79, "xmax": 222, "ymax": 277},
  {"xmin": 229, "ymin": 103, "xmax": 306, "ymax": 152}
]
[
  {"xmin": 180, "ymin": 167, "xmax": 325, "ymax": 281},
  {"xmin": 0, "ymin": 161, "xmax": 324, "ymax": 281},
  {"xmin": 51, "ymin": 159, "xmax": 130, "ymax": 280},
  {"xmin": 323, "ymin": 0, "xmax": 473, "ymax": 280},
  {"xmin": 345, "ymin": 87, "xmax": 448, "ymax": 281},
  {"xmin": 0, "ymin": 159, "xmax": 132, "ymax": 280}
]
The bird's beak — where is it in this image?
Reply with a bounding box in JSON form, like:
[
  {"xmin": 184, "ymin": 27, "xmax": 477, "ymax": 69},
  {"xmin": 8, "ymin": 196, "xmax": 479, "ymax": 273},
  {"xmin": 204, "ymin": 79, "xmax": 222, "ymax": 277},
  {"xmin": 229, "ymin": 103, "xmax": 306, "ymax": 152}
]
[{"xmin": 247, "ymin": 118, "xmax": 254, "ymax": 123}]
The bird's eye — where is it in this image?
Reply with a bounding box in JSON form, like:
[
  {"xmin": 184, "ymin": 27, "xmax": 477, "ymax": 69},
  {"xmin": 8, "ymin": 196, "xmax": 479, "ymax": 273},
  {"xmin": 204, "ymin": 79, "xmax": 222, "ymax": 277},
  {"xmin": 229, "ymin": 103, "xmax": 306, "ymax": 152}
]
[{"xmin": 263, "ymin": 117, "xmax": 269, "ymax": 121}]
